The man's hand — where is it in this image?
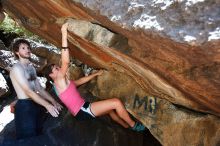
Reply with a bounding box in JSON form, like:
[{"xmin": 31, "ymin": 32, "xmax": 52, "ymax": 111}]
[
  {"xmin": 45, "ymin": 104, "xmax": 59, "ymax": 117},
  {"xmin": 52, "ymin": 101, "xmax": 63, "ymax": 111}
]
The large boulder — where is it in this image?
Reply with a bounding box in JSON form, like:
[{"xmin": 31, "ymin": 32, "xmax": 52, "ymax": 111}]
[
  {"xmin": 1, "ymin": 0, "xmax": 219, "ymax": 116},
  {"xmin": 84, "ymin": 70, "xmax": 220, "ymax": 146},
  {"xmin": 0, "ymin": 0, "xmax": 220, "ymax": 145},
  {"xmin": 0, "ymin": 108, "xmax": 159, "ymax": 146}
]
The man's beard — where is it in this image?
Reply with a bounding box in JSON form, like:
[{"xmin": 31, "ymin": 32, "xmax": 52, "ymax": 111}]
[{"xmin": 19, "ymin": 54, "xmax": 31, "ymax": 59}]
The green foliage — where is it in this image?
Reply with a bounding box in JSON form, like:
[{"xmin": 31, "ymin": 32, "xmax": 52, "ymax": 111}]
[
  {"xmin": 0, "ymin": 13, "xmax": 49, "ymax": 44},
  {"xmin": 0, "ymin": 13, "xmax": 56, "ymax": 49},
  {"xmin": 0, "ymin": 14, "xmax": 35, "ymax": 38}
]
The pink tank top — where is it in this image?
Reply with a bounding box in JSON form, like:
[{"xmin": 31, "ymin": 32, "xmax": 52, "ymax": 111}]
[{"xmin": 59, "ymin": 81, "xmax": 85, "ymax": 116}]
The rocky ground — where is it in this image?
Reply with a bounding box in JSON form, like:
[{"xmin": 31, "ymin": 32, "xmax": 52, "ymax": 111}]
[{"xmin": 0, "ymin": 106, "xmax": 161, "ymax": 146}]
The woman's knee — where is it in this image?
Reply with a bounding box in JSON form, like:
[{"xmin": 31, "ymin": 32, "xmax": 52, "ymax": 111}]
[{"xmin": 111, "ymin": 98, "xmax": 123, "ymax": 107}]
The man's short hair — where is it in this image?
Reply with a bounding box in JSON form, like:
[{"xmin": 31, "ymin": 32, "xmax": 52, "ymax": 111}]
[{"xmin": 11, "ymin": 38, "xmax": 31, "ymax": 59}]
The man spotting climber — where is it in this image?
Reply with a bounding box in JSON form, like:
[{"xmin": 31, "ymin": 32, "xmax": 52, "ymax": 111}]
[{"xmin": 10, "ymin": 39, "xmax": 62, "ymax": 139}]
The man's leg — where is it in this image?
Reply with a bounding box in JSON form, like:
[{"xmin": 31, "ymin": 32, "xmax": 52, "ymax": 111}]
[
  {"xmin": 36, "ymin": 104, "xmax": 48, "ymax": 135},
  {"xmin": 15, "ymin": 100, "xmax": 38, "ymax": 139}
]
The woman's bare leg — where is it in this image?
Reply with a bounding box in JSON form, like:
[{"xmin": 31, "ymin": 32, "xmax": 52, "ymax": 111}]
[
  {"xmin": 90, "ymin": 98, "xmax": 135, "ymax": 127},
  {"xmin": 109, "ymin": 110, "xmax": 129, "ymax": 128}
]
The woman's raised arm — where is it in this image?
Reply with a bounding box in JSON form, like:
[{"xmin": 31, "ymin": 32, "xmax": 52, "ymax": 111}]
[{"xmin": 60, "ymin": 23, "xmax": 70, "ymax": 76}]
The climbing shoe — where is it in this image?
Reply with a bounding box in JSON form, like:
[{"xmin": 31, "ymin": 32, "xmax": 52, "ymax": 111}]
[{"xmin": 132, "ymin": 122, "xmax": 145, "ymax": 132}]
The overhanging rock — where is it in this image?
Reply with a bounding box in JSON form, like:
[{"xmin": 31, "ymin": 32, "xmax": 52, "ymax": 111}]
[{"xmin": 1, "ymin": 0, "xmax": 220, "ymax": 122}]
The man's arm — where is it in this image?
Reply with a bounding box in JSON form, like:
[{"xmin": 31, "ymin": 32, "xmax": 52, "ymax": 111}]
[
  {"xmin": 10, "ymin": 65, "xmax": 59, "ymax": 117},
  {"xmin": 35, "ymin": 78, "xmax": 62, "ymax": 111},
  {"xmin": 74, "ymin": 70, "xmax": 103, "ymax": 87}
]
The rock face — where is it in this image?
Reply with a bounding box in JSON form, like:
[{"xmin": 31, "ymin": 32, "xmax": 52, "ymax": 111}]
[
  {"xmin": 85, "ymin": 70, "xmax": 220, "ymax": 146},
  {"xmin": 1, "ymin": 0, "xmax": 219, "ymax": 116},
  {"xmin": 0, "ymin": 107, "xmax": 159, "ymax": 146},
  {"xmin": 77, "ymin": 0, "xmax": 220, "ymax": 45},
  {"xmin": 0, "ymin": 0, "xmax": 220, "ymax": 146}
]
